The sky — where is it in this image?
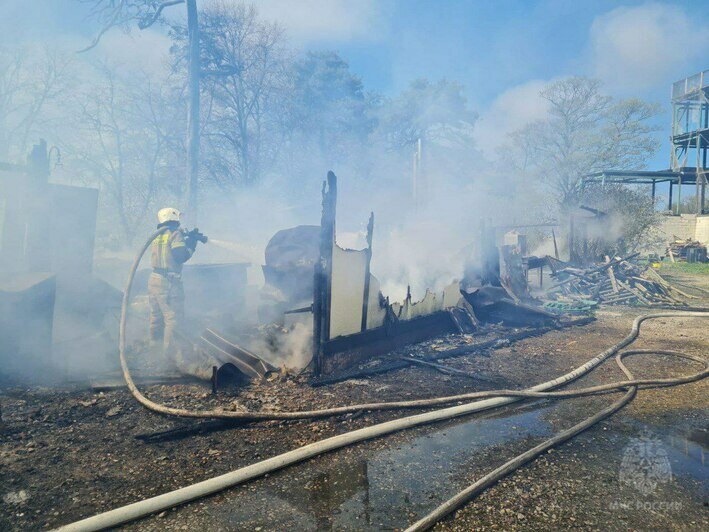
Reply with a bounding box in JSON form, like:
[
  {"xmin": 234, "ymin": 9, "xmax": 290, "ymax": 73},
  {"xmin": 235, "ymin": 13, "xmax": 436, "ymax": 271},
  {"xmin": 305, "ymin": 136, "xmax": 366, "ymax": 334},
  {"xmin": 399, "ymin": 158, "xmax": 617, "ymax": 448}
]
[{"xmin": 2, "ymin": 0, "xmax": 708, "ymax": 171}]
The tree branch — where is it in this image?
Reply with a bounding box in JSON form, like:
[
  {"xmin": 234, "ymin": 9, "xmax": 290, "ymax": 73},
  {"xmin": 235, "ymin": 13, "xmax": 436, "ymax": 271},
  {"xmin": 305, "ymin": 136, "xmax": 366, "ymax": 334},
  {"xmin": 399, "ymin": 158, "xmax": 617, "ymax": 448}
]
[
  {"xmin": 201, "ymin": 65, "xmax": 241, "ymax": 77},
  {"xmin": 76, "ymin": 10, "xmax": 122, "ymax": 53},
  {"xmin": 138, "ymin": 0, "xmax": 185, "ymax": 29}
]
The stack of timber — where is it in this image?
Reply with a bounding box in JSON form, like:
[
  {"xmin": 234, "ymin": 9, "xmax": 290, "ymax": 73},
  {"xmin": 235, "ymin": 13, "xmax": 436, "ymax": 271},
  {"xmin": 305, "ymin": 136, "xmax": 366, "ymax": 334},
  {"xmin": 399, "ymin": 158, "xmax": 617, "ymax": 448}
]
[
  {"xmin": 547, "ymin": 255, "xmax": 693, "ymax": 307},
  {"xmin": 666, "ymin": 238, "xmax": 707, "ymax": 263}
]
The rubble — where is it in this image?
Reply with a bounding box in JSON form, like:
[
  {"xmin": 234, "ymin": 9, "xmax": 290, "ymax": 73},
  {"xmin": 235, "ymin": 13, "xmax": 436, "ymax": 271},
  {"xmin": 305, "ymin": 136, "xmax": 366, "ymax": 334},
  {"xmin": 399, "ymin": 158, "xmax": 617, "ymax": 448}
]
[
  {"xmin": 461, "ymin": 286, "xmax": 558, "ymax": 327},
  {"xmin": 546, "ymin": 255, "xmax": 691, "ymax": 306}
]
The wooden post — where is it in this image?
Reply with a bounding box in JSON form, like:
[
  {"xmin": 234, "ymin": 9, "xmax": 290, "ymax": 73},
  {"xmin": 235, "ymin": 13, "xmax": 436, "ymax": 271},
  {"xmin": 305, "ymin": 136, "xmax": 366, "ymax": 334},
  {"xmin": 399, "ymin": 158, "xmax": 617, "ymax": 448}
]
[
  {"xmin": 538, "ymin": 264, "xmax": 543, "ymax": 288},
  {"xmin": 581, "ymin": 222, "xmax": 588, "ymax": 265},
  {"xmin": 568, "ymin": 215, "xmax": 576, "ymax": 264},
  {"xmin": 360, "ymin": 212, "xmax": 374, "ymax": 332},
  {"xmin": 312, "ymin": 171, "xmax": 337, "ymax": 375},
  {"xmin": 479, "ymin": 221, "xmax": 500, "ymax": 286},
  {"xmin": 24, "ymin": 140, "xmax": 52, "ymax": 272}
]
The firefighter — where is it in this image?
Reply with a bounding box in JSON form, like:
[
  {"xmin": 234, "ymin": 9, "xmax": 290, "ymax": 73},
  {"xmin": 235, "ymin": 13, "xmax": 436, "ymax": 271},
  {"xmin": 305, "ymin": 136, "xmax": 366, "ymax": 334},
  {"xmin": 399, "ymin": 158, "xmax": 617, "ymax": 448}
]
[{"xmin": 148, "ymin": 207, "xmax": 198, "ymax": 372}]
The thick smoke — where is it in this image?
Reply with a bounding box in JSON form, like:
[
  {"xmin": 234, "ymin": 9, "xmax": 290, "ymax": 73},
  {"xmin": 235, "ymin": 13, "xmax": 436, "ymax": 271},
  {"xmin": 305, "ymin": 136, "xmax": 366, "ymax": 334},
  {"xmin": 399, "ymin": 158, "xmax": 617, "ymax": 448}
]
[{"xmin": 0, "ymin": 1, "xmax": 560, "ymax": 382}]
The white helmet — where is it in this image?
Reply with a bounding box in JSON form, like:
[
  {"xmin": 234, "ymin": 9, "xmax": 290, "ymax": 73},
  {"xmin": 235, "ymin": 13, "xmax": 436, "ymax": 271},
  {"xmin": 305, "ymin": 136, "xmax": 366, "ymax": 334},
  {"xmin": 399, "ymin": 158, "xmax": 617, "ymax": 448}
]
[{"xmin": 157, "ymin": 207, "xmax": 182, "ymax": 224}]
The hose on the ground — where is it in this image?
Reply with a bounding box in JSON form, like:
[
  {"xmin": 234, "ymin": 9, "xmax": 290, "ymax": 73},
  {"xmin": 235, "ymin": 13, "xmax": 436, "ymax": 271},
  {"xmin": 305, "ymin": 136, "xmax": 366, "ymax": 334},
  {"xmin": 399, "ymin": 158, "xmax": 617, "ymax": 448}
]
[
  {"xmin": 405, "ymin": 348, "xmax": 704, "ymax": 531},
  {"xmin": 52, "ymin": 228, "xmax": 709, "ymax": 532},
  {"xmin": 57, "ymin": 319, "xmax": 707, "ymax": 532},
  {"xmin": 116, "ymin": 230, "xmax": 709, "ymax": 421}
]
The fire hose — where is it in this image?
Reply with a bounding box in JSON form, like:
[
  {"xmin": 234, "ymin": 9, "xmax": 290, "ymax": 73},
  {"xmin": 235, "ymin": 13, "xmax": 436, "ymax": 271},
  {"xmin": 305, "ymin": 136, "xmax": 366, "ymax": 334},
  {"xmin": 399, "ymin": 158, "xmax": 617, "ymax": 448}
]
[{"xmin": 54, "ymin": 229, "xmax": 709, "ymax": 531}]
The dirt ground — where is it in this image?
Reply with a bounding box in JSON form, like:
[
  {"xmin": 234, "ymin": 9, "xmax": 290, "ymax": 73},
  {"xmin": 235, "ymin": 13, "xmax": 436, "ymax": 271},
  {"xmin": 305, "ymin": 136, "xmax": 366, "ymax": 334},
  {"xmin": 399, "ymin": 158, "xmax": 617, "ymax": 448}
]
[{"xmin": 1, "ymin": 272, "xmax": 707, "ymax": 531}]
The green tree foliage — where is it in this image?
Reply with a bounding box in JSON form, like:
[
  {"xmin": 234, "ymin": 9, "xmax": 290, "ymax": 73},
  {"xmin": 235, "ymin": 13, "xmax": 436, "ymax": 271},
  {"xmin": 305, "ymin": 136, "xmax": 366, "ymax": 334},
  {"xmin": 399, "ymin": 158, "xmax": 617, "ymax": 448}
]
[
  {"xmin": 378, "ymin": 79, "xmax": 479, "ymax": 188},
  {"xmin": 289, "ymin": 52, "xmax": 377, "ymax": 158},
  {"xmin": 380, "ymin": 78, "xmax": 477, "ymax": 151},
  {"xmin": 280, "ymin": 51, "xmax": 379, "ymax": 185}
]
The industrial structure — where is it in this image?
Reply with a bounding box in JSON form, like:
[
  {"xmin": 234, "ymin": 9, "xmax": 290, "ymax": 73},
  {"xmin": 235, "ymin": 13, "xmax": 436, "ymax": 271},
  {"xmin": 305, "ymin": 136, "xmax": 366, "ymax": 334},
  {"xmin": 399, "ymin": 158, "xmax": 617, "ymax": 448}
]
[{"xmin": 584, "ymin": 70, "xmax": 708, "ymax": 215}]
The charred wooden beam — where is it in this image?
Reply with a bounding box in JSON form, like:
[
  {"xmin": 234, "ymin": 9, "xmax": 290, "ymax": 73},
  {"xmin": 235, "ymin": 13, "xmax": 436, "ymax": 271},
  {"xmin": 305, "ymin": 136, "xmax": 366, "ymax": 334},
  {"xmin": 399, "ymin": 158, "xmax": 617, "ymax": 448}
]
[
  {"xmin": 311, "ymin": 316, "xmax": 595, "ymax": 386},
  {"xmin": 360, "ymin": 212, "xmax": 374, "ymax": 332},
  {"xmin": 313, "ymin": 171, "xmax": 337, "ymax": 375}
]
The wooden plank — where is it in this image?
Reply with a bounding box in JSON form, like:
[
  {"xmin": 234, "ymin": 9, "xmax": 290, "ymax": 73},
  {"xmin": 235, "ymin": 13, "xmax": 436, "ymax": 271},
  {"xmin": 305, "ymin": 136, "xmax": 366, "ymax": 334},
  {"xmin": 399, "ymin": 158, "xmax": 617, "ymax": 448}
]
[
  {"xmin": 360, "ymin": 212, "xmax": 374, "ymax": 332},
  {"xmin": 616, "ymin": 279, "xmax": 651, "ymax": 305},
  {"xmin": 551, "ymin": 228, "xmax": 560, "ymax": 260},
  {"xmin": 605, "ymin": 255, "xmax": 619, "ymax": 293}
]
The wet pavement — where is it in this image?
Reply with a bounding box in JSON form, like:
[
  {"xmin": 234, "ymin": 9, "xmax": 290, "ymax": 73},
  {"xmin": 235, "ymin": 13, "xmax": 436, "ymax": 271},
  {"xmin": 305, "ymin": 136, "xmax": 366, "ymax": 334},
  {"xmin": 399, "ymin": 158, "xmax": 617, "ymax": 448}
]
[
  {"xmin": 4, "ymin": 302, "xmax": 707, "ymax": 531},
  {"xmin": 153, "ymin": 404, "xmax": 555, "ymax": 530},
  {"xmin": 632, "ymin": 421, "xmax": 707, "ymax": 487},
  {"xmin": 140, "ymin": 400, "xmax": 706, "ymax": 531}
]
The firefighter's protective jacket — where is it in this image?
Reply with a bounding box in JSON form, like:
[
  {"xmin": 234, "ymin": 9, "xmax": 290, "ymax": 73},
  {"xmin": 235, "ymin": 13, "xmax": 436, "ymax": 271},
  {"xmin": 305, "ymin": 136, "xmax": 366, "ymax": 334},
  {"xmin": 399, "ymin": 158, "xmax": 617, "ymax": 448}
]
[{"xmin": 151, "ymin": 226, "xmax": 194, "ymax": 274}]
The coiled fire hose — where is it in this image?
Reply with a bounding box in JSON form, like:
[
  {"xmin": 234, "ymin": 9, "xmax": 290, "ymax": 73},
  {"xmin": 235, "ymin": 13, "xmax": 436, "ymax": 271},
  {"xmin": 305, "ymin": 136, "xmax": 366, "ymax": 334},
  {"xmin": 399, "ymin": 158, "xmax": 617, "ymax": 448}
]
[{"xmin": 53, "ymin": 229, "xmax": 709, "ymax": 531}]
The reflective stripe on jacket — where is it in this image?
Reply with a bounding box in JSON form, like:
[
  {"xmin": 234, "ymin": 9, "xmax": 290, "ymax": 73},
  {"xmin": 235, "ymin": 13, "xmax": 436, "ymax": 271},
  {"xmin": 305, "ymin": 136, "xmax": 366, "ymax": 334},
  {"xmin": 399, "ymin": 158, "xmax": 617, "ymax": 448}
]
[{"xmin": 151, "ymin": 229, "xmax": 193, "ymax": 273}]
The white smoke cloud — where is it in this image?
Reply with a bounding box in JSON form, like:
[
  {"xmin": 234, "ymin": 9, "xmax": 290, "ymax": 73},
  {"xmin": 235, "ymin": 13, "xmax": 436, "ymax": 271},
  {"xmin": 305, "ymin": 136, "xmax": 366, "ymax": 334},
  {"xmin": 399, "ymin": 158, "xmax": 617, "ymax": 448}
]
[
  {"xmin": 589, "ymin": 3, "xmax": 709, "ymax": 93},
  {"xmin": 224, "ymin": 0, "xmax": 385, "ymax": 44},
  {"xmin": 95, "ymin": 28, "xmax": 173, "ymax": 76},
  {"xmin": 473, "ymin": 78, "xmax": 553, "ymax": 157}
]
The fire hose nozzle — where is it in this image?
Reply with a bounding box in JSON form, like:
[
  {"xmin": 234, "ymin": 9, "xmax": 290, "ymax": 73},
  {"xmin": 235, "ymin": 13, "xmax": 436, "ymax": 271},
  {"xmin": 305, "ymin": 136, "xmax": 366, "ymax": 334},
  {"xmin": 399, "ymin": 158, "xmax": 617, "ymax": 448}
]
[{"xmin": 186, "ymin": 227, "xmax": 208, "ymax": 245}]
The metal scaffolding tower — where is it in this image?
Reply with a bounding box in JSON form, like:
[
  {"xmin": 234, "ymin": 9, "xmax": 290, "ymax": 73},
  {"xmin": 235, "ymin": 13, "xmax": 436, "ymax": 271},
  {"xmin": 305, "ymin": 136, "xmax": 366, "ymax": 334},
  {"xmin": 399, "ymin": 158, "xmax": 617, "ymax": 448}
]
[
  {"xmin": 670, "ymin": 70, "xmax": 708, "ymax": 214},
  {"xmin": 583, "ymin": 70, "xmax": 708, "ymax": 214}
]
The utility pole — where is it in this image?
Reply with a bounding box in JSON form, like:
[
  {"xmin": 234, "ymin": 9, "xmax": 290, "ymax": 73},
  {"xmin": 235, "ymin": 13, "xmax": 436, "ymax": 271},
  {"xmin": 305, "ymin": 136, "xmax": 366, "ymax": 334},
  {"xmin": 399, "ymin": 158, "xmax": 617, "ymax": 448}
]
[
  {"xmin": 82, "ymin": 0, "xmax": 205, "ymax": 219},
  {"xmin": 412, "ymin": 138, "xmax": 422, "ymax": 210},
  {"xmin": 186, "ymin": 0, "xmax": 201, "ymax": 219}
]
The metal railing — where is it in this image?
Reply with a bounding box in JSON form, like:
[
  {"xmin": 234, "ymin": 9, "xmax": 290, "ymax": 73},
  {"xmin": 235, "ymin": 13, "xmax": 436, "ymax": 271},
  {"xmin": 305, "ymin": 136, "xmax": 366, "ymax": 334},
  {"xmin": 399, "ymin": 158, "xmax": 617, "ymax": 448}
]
[{"xmin": 672, "ymin": 70, "xmax": 709, "ymax": 100}]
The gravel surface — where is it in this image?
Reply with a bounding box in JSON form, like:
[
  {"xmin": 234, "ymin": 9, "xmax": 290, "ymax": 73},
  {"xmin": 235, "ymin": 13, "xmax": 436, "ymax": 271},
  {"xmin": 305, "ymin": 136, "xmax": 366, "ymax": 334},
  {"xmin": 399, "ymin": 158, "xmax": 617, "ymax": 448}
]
[{"xmin": 1, "ymin": 274, "xmax": 707, "ymax": 531}]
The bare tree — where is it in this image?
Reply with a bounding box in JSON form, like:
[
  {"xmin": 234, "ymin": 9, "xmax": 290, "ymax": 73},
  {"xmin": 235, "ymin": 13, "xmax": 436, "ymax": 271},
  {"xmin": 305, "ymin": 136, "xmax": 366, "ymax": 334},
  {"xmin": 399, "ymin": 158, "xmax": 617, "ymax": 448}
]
[
  {"xmin": 576, "ymin": 183, "xmax": 661, "ymax": 259},
  {"xmin": 196, "ymin": 2, "xmax": 289, "ymax": 186},
  {"xmin": 69, "ymin": 64, "xmax": 182, "ymax": 244},
  {"xmin": 79, "ymin": 0, "xmax": 202, "ymax": 217},
  {"xmin": 500, "ymin": 77, "xmax": 662, "ymax": 259},
  {"xmin": 507, "ymin": 77, "xmax": 660, "ymax": 211},
  {"xmin": 0, "ymin": 47, "xmax": 72, "ymax": 160},
  {"xmin": 0, "ymin": 48, "xmax": 24, "ymax": 159}
]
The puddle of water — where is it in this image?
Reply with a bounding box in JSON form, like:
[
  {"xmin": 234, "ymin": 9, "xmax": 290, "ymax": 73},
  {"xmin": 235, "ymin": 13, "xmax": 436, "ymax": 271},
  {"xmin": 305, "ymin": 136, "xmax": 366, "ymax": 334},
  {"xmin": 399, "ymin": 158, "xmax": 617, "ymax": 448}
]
[
  {"xmin": 615, "ymin": 419, "xmax": 708, "ymax": 498},
  {"xmin": 661, "ymin": 429, "xmax": 707, "ymax": 484},
  {"xmin": 214, "ymin": 405, "xmax": 554, "ymax": 530},
  {"xmin": 190, "ymin": 411, "xmax": 707, "ymax": 531},
  {"xmin": 330, "ymin": 406, "xmax": 554, "ymax": 530}
]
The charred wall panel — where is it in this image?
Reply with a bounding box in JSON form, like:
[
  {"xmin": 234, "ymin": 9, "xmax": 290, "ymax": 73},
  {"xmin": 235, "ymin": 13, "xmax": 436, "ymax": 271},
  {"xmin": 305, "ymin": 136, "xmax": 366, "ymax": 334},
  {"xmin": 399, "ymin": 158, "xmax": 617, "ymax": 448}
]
[
  {"xmin": 311, "ymin": 172, "xmax": 474, "ymax": 376},
  {"xmin": 321, "ymin": 311, "xmax": 459, "ymax": 375}
]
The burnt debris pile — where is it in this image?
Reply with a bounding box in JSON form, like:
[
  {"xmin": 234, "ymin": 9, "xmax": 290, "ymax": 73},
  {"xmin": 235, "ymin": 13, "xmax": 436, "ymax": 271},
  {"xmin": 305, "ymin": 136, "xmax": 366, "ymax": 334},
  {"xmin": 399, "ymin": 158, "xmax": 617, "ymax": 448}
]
[{"xmin": 546, "ymin": 255, "xmax": 692, "ymax": 307}]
